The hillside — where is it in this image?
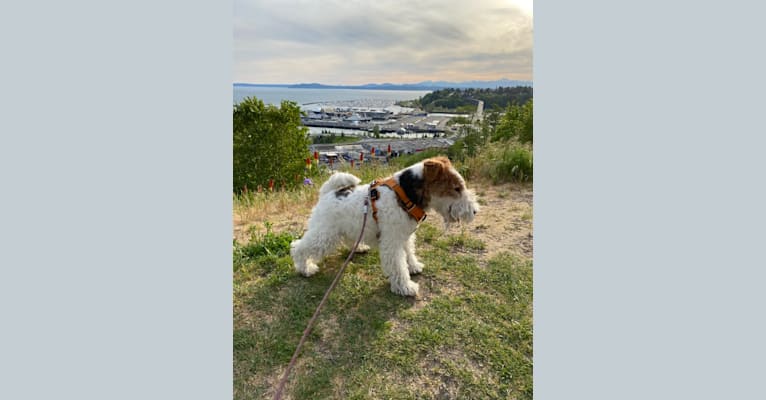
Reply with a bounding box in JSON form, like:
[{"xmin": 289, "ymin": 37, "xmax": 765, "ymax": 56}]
[
  {"xmin": 233, "ymin": 175, "xmax": 532, "ymax": 399},
  {"xmin": 403, "ymin": 86, "xmax": 533, "ymax": 113}
]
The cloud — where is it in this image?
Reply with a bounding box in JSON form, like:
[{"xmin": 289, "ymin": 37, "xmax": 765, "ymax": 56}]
[{"xmin": 234, "ymin": 0, "xmax": 533, "ymax": 84}]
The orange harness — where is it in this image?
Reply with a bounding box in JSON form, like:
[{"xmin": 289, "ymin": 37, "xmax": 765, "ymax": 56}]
[{"xmin": 369, "ymin": 177, "xmax": 427, "ymax": 224}]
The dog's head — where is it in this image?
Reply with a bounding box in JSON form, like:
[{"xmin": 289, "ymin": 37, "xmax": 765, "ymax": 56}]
[{"xmin": 402, "ymin": 156, "xmax": 479, "ymax": 228}]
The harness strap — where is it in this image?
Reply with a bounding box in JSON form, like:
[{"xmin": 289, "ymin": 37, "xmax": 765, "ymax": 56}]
[{"xmin": 369, "ymin": 177, "xmax": 427, "ymax": 224}]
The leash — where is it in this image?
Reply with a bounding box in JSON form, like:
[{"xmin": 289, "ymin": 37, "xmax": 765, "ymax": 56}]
[{"xmin": 272, "ymin": 195, "xmax": 371, "ymax": 400}]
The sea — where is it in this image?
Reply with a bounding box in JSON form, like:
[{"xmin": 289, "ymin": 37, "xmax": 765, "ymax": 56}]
[
  {"xmin": 233, "ymin": 86, "xmax": 433, "ymax": 137},
  {"xmin": 233, "ymin": 86, "xmax": 430, "ymax": 109}
]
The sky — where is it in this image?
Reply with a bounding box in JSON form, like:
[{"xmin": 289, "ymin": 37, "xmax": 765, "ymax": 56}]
[{"xmin": 234, "ymin": 0, "xmax": 533, "ymax": 85}]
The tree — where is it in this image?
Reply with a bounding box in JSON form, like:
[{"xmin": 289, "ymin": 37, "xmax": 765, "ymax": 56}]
[
  {"xmin": 493, "ymin": 99, "xmax": 533, "ymax": 144},
  {"xmin": 372, "ymin": 125, "xmax": 381, "ymax": 139},
  {"xmin": 233, "ymin": 97, "xmax": 311, "ymax": 192},
  {"xmin": 447, "ymin": 125, "xmax": 481, "ymax": 162}
]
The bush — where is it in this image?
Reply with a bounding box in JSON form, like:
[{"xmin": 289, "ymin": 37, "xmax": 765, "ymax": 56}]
[
  {"xmin": 447, "ymin": 125, "xmax": 485, "ymax": 162},
  {"xmin": 493, "ymin": 100, "xmax": 533, "ymax": 144},
  {"xmin": 463, "ymin": 143, "xmax": 533, "ymax": 183},
  {"xmin": 494, "ymin": 146, "xmax": 533, "ymax": 183},
  {"xmin": 233, "ymin": 97, "xmax": 311, "ymax": 193}
]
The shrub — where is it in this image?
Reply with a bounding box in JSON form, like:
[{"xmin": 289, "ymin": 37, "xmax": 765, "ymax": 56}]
[
  {"xmin": 493, "ymin": 100, "xmax": 533, "ymax": 144},
  {"xmin": 463, "ymin": 143, "xmax": 533, "ymax": 184},
  {"xmin": 447, "ymin": 125, "xmax": 485, "ymax": 162},
  {"xmin": 233, "ymin": 97, "xmax": 311, "ymax": 193},
  {"xmin": 494, "ymin": 146, "xmax": 533, "ymax": 183}
]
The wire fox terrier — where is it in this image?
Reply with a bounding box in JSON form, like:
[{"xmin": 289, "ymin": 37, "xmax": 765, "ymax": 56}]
[{"xmin": 290, "ymin": 156, "xmax": 480, "ymax": 296}]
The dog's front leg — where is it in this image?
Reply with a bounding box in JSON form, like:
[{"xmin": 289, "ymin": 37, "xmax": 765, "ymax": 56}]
[
  {"xmin": 405, "ymin": 233, "xmax": 424, "ymax": 275},
  {"xmin": 379, "ymin": 235, "xmax": 419, "ymax": 297}
]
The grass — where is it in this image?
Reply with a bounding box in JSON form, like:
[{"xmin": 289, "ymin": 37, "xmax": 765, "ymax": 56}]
[
  {"xmin": 233, "ymin": 153, "xmax": 533, "ymax": 399},
  {"xmin": 233, "ymin": 219, "xmax": 532, "ymax": 399},
  {"xmin": 461, "ymin": 141, "xmax": 533, "ymax": 184},
  {"xmin": 521, "ymin": 211, "xmax": 533, "ymax": 221}
]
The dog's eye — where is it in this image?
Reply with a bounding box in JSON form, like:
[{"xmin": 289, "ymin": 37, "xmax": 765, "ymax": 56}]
[{"xmin": 455, "ymin": 187, "xmax": 462, "ymax": 193}]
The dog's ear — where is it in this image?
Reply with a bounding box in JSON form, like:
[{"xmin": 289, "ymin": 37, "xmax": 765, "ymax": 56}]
[
  {"xmin": 435, "ymin": 156, "xmax": 452, "ymax": 167},
  {"xmin": 423, "ymin": 157, "xmax": 448, "ymax": 182}
]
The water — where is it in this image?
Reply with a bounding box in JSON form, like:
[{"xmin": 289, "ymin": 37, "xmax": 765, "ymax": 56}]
[{"xmin": 233, "ymin": 86, "xmax": 431, "ymax": 109}]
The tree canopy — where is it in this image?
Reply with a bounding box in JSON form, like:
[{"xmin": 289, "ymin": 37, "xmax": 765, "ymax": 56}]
[
  {"xmin": 233, "ymin": 97, "xmax": 311, "ymax": 192},
  {"xmin": 493, "ymin": 99, "xmax": 533, "ymax": 144},
  {"xmin": 417, "ymin": 86, "xmax": 533, "ymax": 113}
]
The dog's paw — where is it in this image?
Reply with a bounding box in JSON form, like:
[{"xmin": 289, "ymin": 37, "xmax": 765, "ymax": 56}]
[
  {"xmin": 408, "ymin": 261, "xmax": 424, "ymax": 275},
  {"xmin": 391, "ymin": 280, "xmax": 419, "ymax": 297},
  {"xmin": 297, "ymin": 262, "xmax": 319, "ymax": 277},
  {"xmin": 354, "ymin": 243, "xmax": 371, "ymax": 254}
]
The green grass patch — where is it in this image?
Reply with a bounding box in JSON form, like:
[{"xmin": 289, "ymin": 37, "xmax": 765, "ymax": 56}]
[
  {"xmin": 431, "ymin": 231, "xmax": 486, "ymax": 253},
  {"xmin": 234, "ymin": 223, "xmax": 532, "ymax": 400}
]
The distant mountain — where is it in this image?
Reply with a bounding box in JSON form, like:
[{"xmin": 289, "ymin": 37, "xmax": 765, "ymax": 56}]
[
  {"xmin": 233, "ymin": 83, "xmax": 290, "ymax": 87},
  {"xmin": 233, "ymin": 79, "xmax": 532, "ymax": 90}
]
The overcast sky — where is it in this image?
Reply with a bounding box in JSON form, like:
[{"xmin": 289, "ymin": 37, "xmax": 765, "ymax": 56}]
[{"xmin": 234, "ymin": 0, "xmax": 533, "ymax": 85}]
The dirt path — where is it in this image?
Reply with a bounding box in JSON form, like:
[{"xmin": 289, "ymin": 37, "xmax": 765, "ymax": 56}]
[
  {"xmin": 233, "ymin": 181, "xmax": 533, "ymax": 260},
  {"xmin": 472, "ymin": 182, "xmax": 533, "ymax": 260}
]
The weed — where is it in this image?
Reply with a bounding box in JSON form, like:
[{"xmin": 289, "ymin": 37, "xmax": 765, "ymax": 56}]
[{"xmin": 521, "ymin": 211, "xmax": 533, "ymax": 221}]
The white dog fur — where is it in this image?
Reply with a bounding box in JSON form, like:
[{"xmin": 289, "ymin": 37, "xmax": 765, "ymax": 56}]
[{"xmin": 290, "ymin": 156, "xmax": 479, "ymax": 296}]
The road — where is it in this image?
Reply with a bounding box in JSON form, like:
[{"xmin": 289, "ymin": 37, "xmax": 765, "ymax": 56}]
[{"xmin": 475, "ymin": 100, "xmax": 484, "ymax": 122}]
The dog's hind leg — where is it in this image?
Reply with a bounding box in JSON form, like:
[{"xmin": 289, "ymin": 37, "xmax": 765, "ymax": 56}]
[
  {"xmin": 343, "ymin": 237, "xmax": 370, "ymax": 253},
  {"xmin": 405, "ymin": 233, "xmax": 424, "ymax": 275},
  {"xmin": 290, "ymin": 229, "xmax": 340, "ymax": 277}
]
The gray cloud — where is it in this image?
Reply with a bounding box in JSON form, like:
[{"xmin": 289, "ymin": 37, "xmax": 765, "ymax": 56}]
[{"xmin": 234, "ymin": 0, "xmax": 533, "ymax": 84}]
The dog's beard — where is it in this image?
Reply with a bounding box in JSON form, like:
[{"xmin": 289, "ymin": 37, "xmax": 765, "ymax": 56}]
[
  {"xmin": 443, "ymin": 204, "xmax": 462, "ymax": 230},
  {"xmin": 444, "ymin": 205, "xmax": 457, "ymax": 230},
  {"xmin": 443, "ymin": 202, "xmax": 477, "ymax": 230}
]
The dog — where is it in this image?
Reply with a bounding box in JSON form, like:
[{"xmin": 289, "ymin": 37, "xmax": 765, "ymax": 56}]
[{"xmin": 290, "ymin": 156, "xmax": 479, "ymax": 296}]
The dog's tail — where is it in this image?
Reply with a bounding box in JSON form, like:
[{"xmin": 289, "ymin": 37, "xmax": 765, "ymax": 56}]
[{"xmin": 319, "ymin": 172, "xmax": 361, "ymax": 197}]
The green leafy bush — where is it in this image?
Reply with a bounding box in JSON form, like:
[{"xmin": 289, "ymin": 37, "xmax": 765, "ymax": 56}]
[
  {"xmin": 493, "ymin": 100, "xmax": 533, "ymax": 144},
  {"xmin": 461, "ymin": 143, "xmax": 532, "ymax": 183},
  {"xmin": 233, "ymin": 97, "xmax": 311, "ymax": 193},
  {"xmin": 494, "ymin": 146, "xmax": 533, "ymax": 183}
]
